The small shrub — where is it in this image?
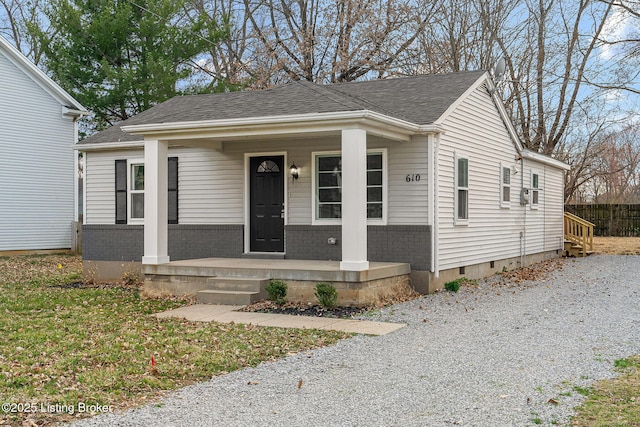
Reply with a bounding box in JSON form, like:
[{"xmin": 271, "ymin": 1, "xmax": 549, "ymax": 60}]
[
  {"xmin": 266, "ymin": 279, "xmax": 287, "ymax": 305},
  {"xmin": 444, "ymin": 278, "xmax": 462, "ymax": 293},
  {"xmin": 444, "ymin": 277, "xmax": 477, "ymax": 293},
  {"xmin": 315, "ymin": 282, "xmax": 338, "ymax": 308}
]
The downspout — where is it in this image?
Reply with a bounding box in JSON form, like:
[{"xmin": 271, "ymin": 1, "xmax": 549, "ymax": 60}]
[
  {"xmin": 521, "ymin": 155, "xmax": 526, "ymax": 267},
  {"xmin": 428, "ymin": 132, "xmax": 440, "ymax": 278},
  {"xmin": 428, "ymin": 133, "xmax": 434, "ymax": 275},
  {"xmin": 73, "ymin": 117, "xmax": 80, "ymax": 222}
]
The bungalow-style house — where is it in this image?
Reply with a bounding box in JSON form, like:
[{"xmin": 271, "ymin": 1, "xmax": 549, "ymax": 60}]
[
  {"xmin": 0, "ymin": 36, "xmax": 88, "ymax": 252},
  {"xmin": 77, "ymin": 70, "xmax": 569, "ymax": 304}
]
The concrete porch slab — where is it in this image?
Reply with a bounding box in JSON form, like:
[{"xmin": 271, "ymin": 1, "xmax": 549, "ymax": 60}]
[
  {"xmin": 143, "ymin": 258, "xmax": 410, "ymax": 283},
  {"xmin": 152, "ymin": 304, "xmax": 405, "ymax": 336}
]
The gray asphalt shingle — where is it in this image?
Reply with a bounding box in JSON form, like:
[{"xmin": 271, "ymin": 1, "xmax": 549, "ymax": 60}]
[{"xmin": 79, "ymin": 70, "xmax": 486, "ymax": 145}]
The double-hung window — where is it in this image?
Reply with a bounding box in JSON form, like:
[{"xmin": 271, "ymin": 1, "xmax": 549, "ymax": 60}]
[
  {"xmin": 314, "ymin": 150, "xmax": 385, "ymax": 223},
  {"xmin": 129, "ymin": 163, "xmax": 145, "ymax": 221},
  {"xmin": 500, "ymin": 163, "xmax": 511, "ymax": 208},
  {"xmin": 531, "ymin": 172, "xmax": 540, "ymax": 209},
  {"xmin": 115, "ymin": 158, "xmax": 178, "ymax": 224},
  {"xmin": 455, "ymin": 153, "xmax": 469, "ymax": 224}
]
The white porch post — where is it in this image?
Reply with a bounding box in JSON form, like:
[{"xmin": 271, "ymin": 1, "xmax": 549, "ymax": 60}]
[
  {"xmin": 340, "ymin": 128, "xmax": 369, "ymax": 271},
  {"xmin": 142, "ymin": 139, "xmax": 170, "ymax": 265}
]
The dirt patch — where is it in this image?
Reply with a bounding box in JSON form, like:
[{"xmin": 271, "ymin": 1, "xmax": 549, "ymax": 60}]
[{"xmin": 593, "ymin": 237, "xmax": 640, "ymax": 255}]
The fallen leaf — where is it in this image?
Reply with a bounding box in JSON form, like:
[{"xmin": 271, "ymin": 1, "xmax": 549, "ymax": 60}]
[{"xmin": 297, "ymin": 379, "xmax": 303, "ymax": 389}]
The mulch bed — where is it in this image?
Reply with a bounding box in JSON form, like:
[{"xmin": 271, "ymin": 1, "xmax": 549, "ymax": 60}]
[{"xmin": 239, "ymin": 300, "xmax": 371, "ymax": 319}]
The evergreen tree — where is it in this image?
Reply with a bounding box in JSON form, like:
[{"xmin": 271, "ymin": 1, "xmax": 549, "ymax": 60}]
[{"xmin": 37, "ymin": 0, "xmax": 229, "ymax": 132}]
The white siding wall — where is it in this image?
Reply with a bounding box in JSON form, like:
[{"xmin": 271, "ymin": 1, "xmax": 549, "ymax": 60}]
[
  {"xmin": 436, "ymin": 84, "xmax": 566, "ymax": 271},
  {"xmin": 523, "ymin": 162, "xmax": 545, "ymax": 254},
  {"xmin": 543, "ymin": 165, "xmax": 565, "ymax": 252},
  {"xmin": 437, "ymin": 84, "xmax": 526, "ymax": 270},
  {"xmin": 0, "ymin": 51, "xmax": 76, "ymax": 250},
  {"xmin": 85, "ymin": 150, "xmax": 142, "ymax": 224},
  {"xmin": 84, "ymin": 136, "xmax": 430, "ymax": 226}
]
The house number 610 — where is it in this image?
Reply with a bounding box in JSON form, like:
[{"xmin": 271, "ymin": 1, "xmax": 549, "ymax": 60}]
[{"xmin": 405, "ymin": 174, "xmax": 421, "ymax": 182}]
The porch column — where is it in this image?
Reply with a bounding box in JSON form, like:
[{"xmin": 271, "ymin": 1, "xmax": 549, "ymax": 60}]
[
  {"xmin": 340, "ymin": 128, "xmax": 369, "ymax": 271},
  {"xmin": 142, "ymin": 139, "xmax": 170, "ymax": 265}
]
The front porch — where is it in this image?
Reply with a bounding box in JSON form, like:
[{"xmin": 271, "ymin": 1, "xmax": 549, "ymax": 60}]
[{"xmin": 143, "ymin": 257, "xmax": 411, "ymax": 307}]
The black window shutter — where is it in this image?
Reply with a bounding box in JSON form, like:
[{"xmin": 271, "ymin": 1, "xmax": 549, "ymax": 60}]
[
  {"xmin": 115, "ymin": 159, "xmax": 127, "ymax": 224},
  {"xmin": 168, "ymin": 157, "xmax": 178, "ymax": 224}
]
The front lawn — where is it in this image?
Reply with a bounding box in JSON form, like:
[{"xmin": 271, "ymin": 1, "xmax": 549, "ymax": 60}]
[{"xmin": 0, "ymin": 254, "xmax": 348, "ymax": 426}]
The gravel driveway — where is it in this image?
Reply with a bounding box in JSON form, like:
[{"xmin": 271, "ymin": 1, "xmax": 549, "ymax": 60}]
[{"xmin": 69, "ymin": 255, "xmax": 640, "ymax": 426}]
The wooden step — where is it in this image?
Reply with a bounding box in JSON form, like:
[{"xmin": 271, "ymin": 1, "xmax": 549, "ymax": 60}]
[{"xmin": 197, "ymin": 289, "xmax": 262, "ymax": 305}]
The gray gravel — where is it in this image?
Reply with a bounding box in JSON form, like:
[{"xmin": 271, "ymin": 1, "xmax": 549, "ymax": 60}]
[{"xmin": 69, "ymin": 255, "xmax": 640, "ymax": 426}]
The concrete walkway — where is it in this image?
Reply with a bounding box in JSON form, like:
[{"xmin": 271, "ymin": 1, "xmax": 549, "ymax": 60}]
[{"xmin": 153, "ymin": 304, "xmax": 405, "ymax": 335}]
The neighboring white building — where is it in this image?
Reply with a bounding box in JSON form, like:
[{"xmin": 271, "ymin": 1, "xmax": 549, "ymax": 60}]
[
  {"xmin": 78, "ymin": 71, "xmax": 570, "ymax": 292},
  {"xmin": 0, "ymin": 36, "xmax": 88, "ymax": 252}
]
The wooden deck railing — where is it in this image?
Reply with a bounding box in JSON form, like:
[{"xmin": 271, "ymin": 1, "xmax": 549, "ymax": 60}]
[{"xmin": 564, "ymin": 212, "xmax": 594, "ymax": 257}]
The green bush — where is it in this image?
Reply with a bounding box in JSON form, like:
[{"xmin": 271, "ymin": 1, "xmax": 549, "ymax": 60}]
[
  {"xmin": 266, "ymin": 279, "xmax": 287, "ymax": 305},
  {"xmin": 444, "ymin": 278, "xmax": 463, "ymax": 293},
  {"xmin": 314, "ymin": 282, "xmax": 338, "ymax": 308}
]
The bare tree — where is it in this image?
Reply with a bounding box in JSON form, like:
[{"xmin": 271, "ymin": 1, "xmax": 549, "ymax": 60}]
[
  {"xmin": 0, "ymin": 0, "xmax": 47, "ymax": 63},
  {"xmin": 495, "ymin": 0, "xmax": 616, "ymax": 156},
  {"xmin": 236, "ymin": 0, "xmax": 438, "ymax": 85}
]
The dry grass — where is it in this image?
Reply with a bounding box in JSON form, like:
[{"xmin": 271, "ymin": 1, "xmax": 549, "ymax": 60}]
[
  {"xmin": 572, "ymin": 356, "xmax": 640, "ymax": 426},
  {"xmin": 0, "ymin": 254, "xmax": 348, "ymax": 426},
  {"xmin": 372, "ymin": 276, "xmax": 420, "ymax": 308},
  {"xmin": 570, "ymin": 238, "xmax": 640, "ymax": 425},
  {"xmin": 593, "ymin": 237, "xmax": 640, "ymax": 255}
]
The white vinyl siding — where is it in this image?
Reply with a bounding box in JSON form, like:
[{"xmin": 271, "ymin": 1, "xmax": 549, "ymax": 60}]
[
  {"xmin": 84, "ymin": 137, "xmax": 431, "ymax": 227},
  {"xmin": 0, "ymin": 49, "xmax": 76, "ymax": 250},
  {"xmin": 437, "ymin": 84, "xmax": 530, "ymax": 270},
  {"xmin": 544, "ymin": 166, "xmax": 565, "ymax": 252},
  {"xmin": 85, "ymin": 151, "xmax": 142, "ymax": 224}
]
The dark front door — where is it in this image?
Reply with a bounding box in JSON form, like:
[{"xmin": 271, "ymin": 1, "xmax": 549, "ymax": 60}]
[{"xmin": 250, "ymin": 156, "xmax": 285, "ymax": 252}]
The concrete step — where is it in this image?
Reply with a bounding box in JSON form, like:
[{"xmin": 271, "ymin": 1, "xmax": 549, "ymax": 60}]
[
  {"xmin": 205, "ymin": 277, "xmax": 268, "ymax": 292},
  {"xmin": 205, "ymin": 277, "xmax": 269, "ymax": 301},
  {"xmin": 197, "ymin": 289, "xmax": 262, "ymax": 305},
  {"xmin": 241, "ymin": 252, "xmax": 285, "ymax": 259}
]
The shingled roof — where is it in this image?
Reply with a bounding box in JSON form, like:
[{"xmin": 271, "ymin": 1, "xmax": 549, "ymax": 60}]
[{"xmin": 79, "ymin": 70, "xmax": 487, "ymax": 145}]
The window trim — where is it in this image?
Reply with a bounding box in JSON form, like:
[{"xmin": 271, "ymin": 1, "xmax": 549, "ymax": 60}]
[
  {"xmin": 500, "ymin": 162, "xmax": 511, "ymax": 209},
  {"xmin": 128, "ymin": 160, "xmax": 145, "ymax": 224},
  {"xmin": 530, "ymin": 170, "xmax": 540, "ymax": 210},
  {"xmin": 454, "ymin": 152, "xmax": 469, "ymax": 226},
  {"xmin": 311, "ymin": 149, "xmax": 387, "ymax": 226}
]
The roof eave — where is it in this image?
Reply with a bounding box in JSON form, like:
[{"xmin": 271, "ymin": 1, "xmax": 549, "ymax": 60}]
[
  {"xmin": 121, "ymin": 110, "xmax": 444, "ymax": 143},
  {"xmin": 74, "ymin": 140, "xmax": 145, "ymax": 151},
  {"xmin": 0, "ymin": 36, "xmax": 89, "ymax": 113},
  {"xmin": 520, "ymin": 149, "xmax": 571, "ymax": 171}
]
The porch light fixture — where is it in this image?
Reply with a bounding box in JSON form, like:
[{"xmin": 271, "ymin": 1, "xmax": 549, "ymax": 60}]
[{"xmin": 290, "ymin": 163, "xmax": 299, "ymax": 180}]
